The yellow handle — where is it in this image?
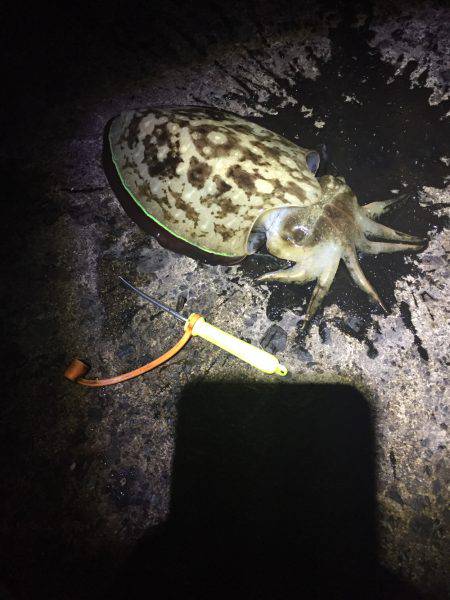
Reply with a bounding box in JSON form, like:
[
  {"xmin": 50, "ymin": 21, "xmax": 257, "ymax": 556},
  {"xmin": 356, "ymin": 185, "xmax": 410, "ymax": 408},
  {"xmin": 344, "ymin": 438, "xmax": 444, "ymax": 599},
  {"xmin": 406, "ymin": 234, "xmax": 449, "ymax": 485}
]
[{"xmin": 187, "ymin": 315, "xmax": 287, "ymax": 376}]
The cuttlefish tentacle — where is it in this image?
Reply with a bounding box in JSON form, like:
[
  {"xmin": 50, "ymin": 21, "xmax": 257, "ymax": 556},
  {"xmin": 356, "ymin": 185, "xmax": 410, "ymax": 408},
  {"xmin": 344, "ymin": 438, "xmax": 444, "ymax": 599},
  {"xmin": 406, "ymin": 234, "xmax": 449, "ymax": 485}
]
[
  {"xmin": 341, "ymin": 245, "xmax": 386, "ymax": 312},
  {"xmin": 303, "ymin": 252, "xmax": 341, "ymax": 326},
  {"xmin": 357, "ymin": 238, "xmax": 424, "ymax": 254},
  {"xmin": 358, "ymin": 214, "xmax": 426, "ymax": 244},
  {"xmin": 256, "ymin": 265, "xmax": 315, "ymax": 284},
  {"xmin": 362, "ymin": 194, "xmax": 407, "ymax": 220},
  {"xmin": 256, "ymin": 241, "xmax": 340, "ymax": 286}
]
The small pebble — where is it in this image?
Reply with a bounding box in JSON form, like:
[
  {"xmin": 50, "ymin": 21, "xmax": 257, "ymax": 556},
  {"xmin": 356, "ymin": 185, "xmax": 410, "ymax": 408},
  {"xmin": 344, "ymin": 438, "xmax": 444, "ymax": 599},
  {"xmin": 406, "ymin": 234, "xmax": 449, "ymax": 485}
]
[{"xmin": 260, "ymin": 324, "xmax": 287, "ymax": 353}]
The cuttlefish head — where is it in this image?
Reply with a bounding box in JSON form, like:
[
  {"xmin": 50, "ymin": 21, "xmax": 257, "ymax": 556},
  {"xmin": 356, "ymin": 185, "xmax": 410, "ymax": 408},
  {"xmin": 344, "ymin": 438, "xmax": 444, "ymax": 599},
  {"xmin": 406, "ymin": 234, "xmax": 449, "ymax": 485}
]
[{"xmin": 254, "ymin": 175, "xmax": 426, "ymax": 326}]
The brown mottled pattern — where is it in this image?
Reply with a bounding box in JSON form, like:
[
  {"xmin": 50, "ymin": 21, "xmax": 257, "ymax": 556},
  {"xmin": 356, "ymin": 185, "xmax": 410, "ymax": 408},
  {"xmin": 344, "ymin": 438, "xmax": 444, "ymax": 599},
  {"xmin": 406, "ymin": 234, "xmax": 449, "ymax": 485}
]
[
  {"xmin": 252, "ymin": 140, "xmax": 282, "ymax": 160},
  {"xmin": 170, "ymin": 190, "xmax": 201, "ymax": 226},
  {"xmin": 216, "ymin": 197, "xmax": 239, "ymax": 219},
  {"xmin": 284, "ymin": 180, "xmax": 309, "ymax": 201},
  {"xmin": 137, "ymin": 181, "xmax": 152, "ymax": 199},
  {"xmin": 122, "ymin": 111, "xmax": 144, "ymax": 148},
  {"xmin": 214, "ymin": 223, "xmax": 234, "ymax": 242},
  {"xmin": 240, "ymin": 145, "xmax": 267, "ymax": 164},
  {"xmin": 143, "ymin": 129, "xmax": 182, "ymax": 179},
  {"xmin": 213, "ymin": 175, "xmax": 232, "ymax": 195},
  {"xmin": 200, "ymin": 195, "xmax": 218, "ymax": 208},
  {"xmin": 191, "ymin": 125, "xmax": 240, "ymax": 159},
  {"xmin": 226, "ymin": 164, "xmax": 256, "ymax": 193},
  {"xmin": 109, "ymin": 106, "xmax": 322, "ymax": 256},
  {"xmin": 187, "ymin": 156, "xmax": 212, "ymax": 189},
  {"xmin": 161, "ymin": 206, "xmax": 173, "ymax": 223}
]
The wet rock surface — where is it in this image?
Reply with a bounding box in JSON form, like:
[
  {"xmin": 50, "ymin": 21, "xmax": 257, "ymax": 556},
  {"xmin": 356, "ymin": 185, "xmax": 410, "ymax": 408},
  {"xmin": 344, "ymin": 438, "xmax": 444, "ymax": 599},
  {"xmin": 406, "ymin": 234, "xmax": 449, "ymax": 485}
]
[{"xmin": 1, "ymin": 1, "xmax": 449, "ymax": 599}]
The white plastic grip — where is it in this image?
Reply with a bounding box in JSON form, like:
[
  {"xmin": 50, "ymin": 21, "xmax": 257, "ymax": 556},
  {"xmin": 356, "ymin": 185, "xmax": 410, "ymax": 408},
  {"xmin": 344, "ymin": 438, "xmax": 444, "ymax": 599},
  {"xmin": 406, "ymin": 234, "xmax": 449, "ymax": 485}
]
[{"xmin": 188, "ymin": 316, "xmax": 287, "ymax": 376}]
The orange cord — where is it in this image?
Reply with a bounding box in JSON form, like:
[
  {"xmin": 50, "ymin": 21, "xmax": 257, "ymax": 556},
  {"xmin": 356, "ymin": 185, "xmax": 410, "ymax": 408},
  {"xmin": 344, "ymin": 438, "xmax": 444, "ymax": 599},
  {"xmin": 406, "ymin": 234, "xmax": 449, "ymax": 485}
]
[{"xmin": 64, "ymin": 313, "xmax": 202, "ymax": 387}]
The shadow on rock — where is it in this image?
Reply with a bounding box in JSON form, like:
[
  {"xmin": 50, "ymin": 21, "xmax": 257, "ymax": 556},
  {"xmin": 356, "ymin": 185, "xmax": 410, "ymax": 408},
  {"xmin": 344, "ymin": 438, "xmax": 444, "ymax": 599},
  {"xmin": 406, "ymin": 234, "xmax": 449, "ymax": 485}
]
[{"xmin": 109, "ymin": 381, "xmax": 426, "ymax": 599}]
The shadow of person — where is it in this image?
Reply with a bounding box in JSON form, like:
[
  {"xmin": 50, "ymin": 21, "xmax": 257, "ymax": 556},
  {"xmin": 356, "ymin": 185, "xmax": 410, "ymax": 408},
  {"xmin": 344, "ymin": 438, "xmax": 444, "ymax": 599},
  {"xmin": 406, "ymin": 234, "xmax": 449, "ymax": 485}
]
[{"xmin": 111, "ymin": 381, "xmax": 379, "ymax": 599}]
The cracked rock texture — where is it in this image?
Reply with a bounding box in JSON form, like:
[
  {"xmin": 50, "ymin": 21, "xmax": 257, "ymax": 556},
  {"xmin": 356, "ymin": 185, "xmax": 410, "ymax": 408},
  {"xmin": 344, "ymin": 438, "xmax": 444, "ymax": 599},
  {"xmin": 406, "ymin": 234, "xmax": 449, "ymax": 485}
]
[{"xmin": 1, "ymin": 1, "xmax": 449, "ymax": 599}]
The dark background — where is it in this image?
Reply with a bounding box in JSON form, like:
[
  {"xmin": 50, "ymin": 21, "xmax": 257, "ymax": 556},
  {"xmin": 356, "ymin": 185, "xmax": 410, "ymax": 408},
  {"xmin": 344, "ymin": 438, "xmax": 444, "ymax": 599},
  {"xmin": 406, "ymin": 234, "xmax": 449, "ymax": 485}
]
[{"xmin": 1, "ymin": 1, "xmax": 448, "ymax": 599}]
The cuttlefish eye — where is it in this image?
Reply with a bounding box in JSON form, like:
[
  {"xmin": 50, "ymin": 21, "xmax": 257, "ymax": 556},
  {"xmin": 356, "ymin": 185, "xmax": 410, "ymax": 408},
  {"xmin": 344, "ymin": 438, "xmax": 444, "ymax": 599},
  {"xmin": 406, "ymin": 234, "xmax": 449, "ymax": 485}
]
[
  {"xmin": 306, "ymin": 150, "xmax": 320, "ymax": 174},
  {"xmin": 280, "ymin": 214, "xmax": 311, "ymax": 245}
]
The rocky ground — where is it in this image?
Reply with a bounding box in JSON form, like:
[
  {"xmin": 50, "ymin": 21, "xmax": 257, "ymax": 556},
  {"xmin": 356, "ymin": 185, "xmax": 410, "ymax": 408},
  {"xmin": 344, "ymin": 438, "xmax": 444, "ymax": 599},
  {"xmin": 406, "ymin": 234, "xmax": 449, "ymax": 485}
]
[{"xmin": 1, "ymin": 1, "xmax": 449, "ymax": 599}]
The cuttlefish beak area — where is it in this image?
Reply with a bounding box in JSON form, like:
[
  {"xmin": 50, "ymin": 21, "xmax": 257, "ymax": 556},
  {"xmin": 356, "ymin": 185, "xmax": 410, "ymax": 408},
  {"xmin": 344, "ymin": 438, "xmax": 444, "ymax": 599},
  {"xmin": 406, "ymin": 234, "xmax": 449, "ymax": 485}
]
[{"xmin": 256, "ymin": 176, "xmax": 427, "ymax": 326}]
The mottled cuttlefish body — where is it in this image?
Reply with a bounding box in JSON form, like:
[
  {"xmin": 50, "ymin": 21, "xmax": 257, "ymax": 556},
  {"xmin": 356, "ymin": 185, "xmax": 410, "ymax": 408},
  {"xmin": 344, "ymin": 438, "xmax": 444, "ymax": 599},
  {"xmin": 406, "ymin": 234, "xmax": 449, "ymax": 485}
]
[{"xmin": 106, "ymin": 105, "xmax": 425, "ymax": 324}]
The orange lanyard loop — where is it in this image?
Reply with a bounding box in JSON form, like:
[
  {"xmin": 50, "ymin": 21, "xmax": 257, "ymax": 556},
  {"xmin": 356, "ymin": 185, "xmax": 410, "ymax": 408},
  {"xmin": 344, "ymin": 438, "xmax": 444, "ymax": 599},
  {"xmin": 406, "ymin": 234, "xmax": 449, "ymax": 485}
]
[{"xmin": 64, "ymin": 314, "xmax": 202, "ymax": 387}]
